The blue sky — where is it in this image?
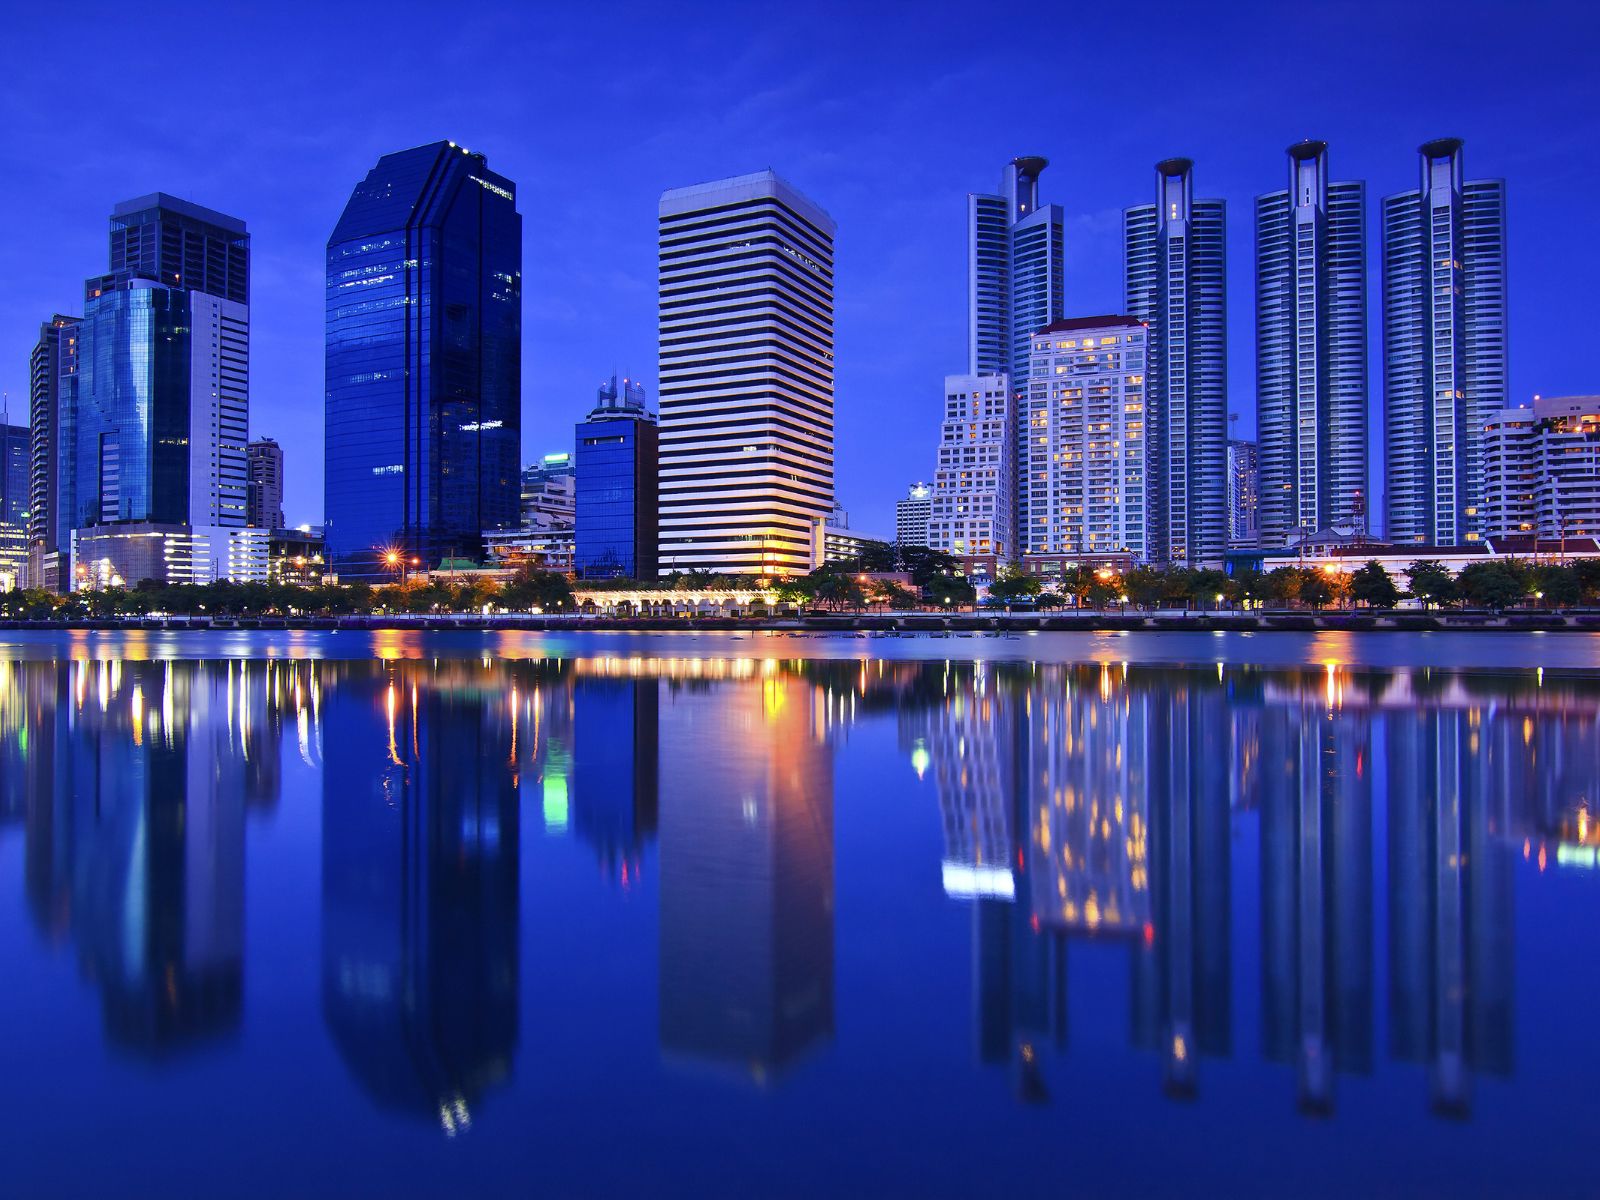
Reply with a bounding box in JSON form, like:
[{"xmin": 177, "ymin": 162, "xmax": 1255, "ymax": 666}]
[{"xmin": 2, "ymin": 0, "xmax": 1595, "ymax": 535}]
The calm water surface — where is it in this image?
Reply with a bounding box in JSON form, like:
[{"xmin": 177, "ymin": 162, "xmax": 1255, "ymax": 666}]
[{"xmin": 0, "ymin": 632, "xmax": 1596, "ymax": 1198}]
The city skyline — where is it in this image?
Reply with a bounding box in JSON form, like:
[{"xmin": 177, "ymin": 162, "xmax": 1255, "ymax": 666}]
[{"xmin": 1, "ymin": 4, "xmax": 1595, "ymax": 541}]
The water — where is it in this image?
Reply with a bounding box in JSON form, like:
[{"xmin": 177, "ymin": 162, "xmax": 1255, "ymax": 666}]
[{"xmin": 1, "ymin": 632, "xmax": 1596, "ymax": 1199}]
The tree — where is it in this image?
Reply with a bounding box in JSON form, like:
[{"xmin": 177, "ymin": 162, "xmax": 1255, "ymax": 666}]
[
  {"xmin": 1404, "ymin": 560, "xmax": 1456, "ymax": 609},
  {"xmin": 868, "ymin": 579, "xmax": 918, "ymax": 610},
  {"xmin": 1190, "ymin": 569, "xmax": 1231, "ymax": 609},
  {"xmin": 811, "ymin": 569, "xmax": 865, "ymax": 611},
  {"xmin": 1264, "ymin": 566, "xmax": 1307, "ymax": 608},
  {"xmin": 987, "ymin": 565, "xmax": 1042, "ymax": 608},
  {"xmin": 898, "ymin": 545, "xmax": 962, "ymax": 588},
  {"xmin": 1122, "ymin": 566, "xmax": 1166, "ymax": 611},
  {"xmin": 1229, "ymin": 567, "xmax": 1267, "ymax": 608},
  {"xmin": 1531, "ymin": 563, "xmax": 1580, "ymax": 607},
  {"xmin": 925, "ymin": 572, "xmax": 975, "ymax": 608},
  {"xmin": 851, "ymin": 539, "xmax": 900, "ymax": 573},
  {"xmin": 1349, "ymin": 561, "xmax": 1401, "ymax": 609},
  {"xmin": 1457, "ymin": 560, "xmax": 1529, "ymax": 611},
  {"xmin": 502, "ymin": 566, "xmax": 573, "ymax": 611},
  {"xmin": 1572, "ymin": 558, "xmax": 1600, "ymax": 604},
  {"xmin": 1299, "ymin": 571, "xmax": 1336, "ymax": 610}
]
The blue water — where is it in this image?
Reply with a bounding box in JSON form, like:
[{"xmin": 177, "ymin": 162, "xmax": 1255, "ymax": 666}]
[{"xmin": 0, "ymin": 632, "xmax": 1596, "ymax": 1198}]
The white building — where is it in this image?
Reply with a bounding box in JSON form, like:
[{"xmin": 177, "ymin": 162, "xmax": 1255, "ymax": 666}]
[
  {"xmin": 1023, "ymin": 317, "xmax": 1148, "ymax": 561},
  {"xmin": 1484, "ymin": 396, "xmax": 1600, "ymax": 541},
  {"xmin": 928, "ymin": 373, "xmax": 1014, "ymax": 576},
  {"xmin": 657, "ymin": 170, "xmax": 835, "ymax": 576},
  {"xmin": 70, "ymin": 524, "xmax": 269, "ymax": 589},
  {"xmin": 895, "ymin": 482, "xmax": 931, "ymax": 548}
]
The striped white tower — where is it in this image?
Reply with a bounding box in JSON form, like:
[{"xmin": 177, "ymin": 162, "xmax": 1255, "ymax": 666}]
[{"xmin": 657, "ymin": 171, "xmax": 835, "ymax": 576}]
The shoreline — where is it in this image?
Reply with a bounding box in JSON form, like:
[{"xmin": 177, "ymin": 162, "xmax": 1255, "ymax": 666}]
[{"xmin": 3, "ymin": 610, "xmax": 1595, "ymax": 634}]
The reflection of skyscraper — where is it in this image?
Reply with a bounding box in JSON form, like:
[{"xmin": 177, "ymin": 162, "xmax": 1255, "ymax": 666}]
[
  {"xmin": 1388, "ymin": 707, "xmax": 1514, "ymax": 1117},
  {"xmin": 1132, "ymin": 672, "xmax": 1231, "ymax": 1097},
  {"xmin": 322, "ymin": 663, "xmax": 520, "ymax": 1133},
  {"xmin": 571, "ymin": 677, "xmax": 659, "ymax": 881},
  {"xmin": 658, "ymin": 675, "xmax": 834, "ymax": 1082},
  {"xmin": 7, "ymin": 661, "xmax": 248, "ymax": 1051},
  {"xmin": 1259, "ymin": 689, "xmax": 1373, "ymax": 1113},
  {"xmin": 928, "ymin": 671, "xmax": 1065, "ymax": 1096}
]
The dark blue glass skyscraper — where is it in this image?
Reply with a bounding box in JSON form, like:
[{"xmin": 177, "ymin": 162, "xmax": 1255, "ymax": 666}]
[
  {"xmin": 325, "ymin": 141, "xmax": 522, "ymax": 580},
  {"xmin": 574, "ymin": 374, "xmax": 657, "ymax": 578}
]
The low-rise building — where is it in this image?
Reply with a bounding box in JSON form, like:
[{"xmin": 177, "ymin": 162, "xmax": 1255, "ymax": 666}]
[
  {"xmin": 70, "ymin": 524, "xmax": 269, "ymax": 589},
  {"xmin": 267, "ymin": 526, "xmax": 325, "ymax": 585},
  {"xmin": 484, "ymin": 526, "xmax": 575, "ymax": 574}
]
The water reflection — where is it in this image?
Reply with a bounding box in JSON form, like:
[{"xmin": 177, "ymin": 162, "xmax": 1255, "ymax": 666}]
[
  {"xmin": 0, "ymin": 660, "xmax": 287, "ymax": 1052},
  {"xmin": 320, "ymin": 660, "xmax": 520, "ymax": 1136},
  {"xmin": 1, "ymin": 653, "xmax": 1596, "ymax": 1138},
  {"xmin": 659, "ymin": 673, "xmax": 835, "ymax": 1083}
]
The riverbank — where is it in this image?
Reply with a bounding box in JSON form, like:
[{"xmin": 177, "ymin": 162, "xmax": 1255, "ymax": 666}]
[{"xmin": 3, "ymin": 609, "xmax": 1597, "ymax": 633}]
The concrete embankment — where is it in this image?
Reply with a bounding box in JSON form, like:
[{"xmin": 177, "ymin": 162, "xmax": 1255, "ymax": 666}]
[{"xmin": 3, "ymin": 610, "xmax": 1597, "ymax": 633}]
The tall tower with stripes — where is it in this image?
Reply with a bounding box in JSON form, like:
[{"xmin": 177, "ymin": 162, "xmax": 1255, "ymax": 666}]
[{"xmin": 657, "ymin": 171, "xmax": 835, "ymax": 576}]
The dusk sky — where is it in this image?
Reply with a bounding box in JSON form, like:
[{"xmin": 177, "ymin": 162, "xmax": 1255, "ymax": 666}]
[{"xmin": 2, "ymin": 0, "xmax": 1595, "ymax": 536}]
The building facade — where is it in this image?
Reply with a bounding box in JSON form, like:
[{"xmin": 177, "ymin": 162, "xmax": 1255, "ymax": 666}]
[
  {"xmin": 1483, "ymin": 396, "xmax": 1600, "ymax": 541},
  {"xmin": 27, "ymin": 316, "xmax": 80, "ymax": 591},
  {"xmin": 324, "ymin": 141, "xmax": 522, "ymax": 581},
  {"xmin": 574, "ymin": 374, "xmax": 658, "ymax": 579},
  {"xmin": 247, "ymin": 437, "xmax": 285, "ymax": 529},
  {"xmin": 0, "ymin": 416, "xmax": 26, "ymax": 586},
  {"xmin": 64, "ymin": 196, "xmax": 250, "ymax": 545},
  {"xmin": 71, "ymin": 523, "xmax": 269, "ymax": 588},
  {"xmin": 1227, "ymin": 437, "xmax": 1260, "ymax": 547},
  {"xmin": 521, "ymin": 453, "xmax": 575, "ymax": 531},
  {"xmin": 1023, "ymin": 316, "xmax": 1148, "ymax": 561},
  {"xmin": 928, "ymin": 373, "xmax": 1014, "ymax": 577},
  {"xmin": 1383, "ymin": 138, "xmax": 1508, "ymax": 544},
  {"xmin": 968, "ymin": 157, "xmax": 1066, "ymax": 546},
  {"xmin": 1126, "ymin": 159, "xmax": 1228, "ymax": 566},
  {"xmin": 1255, "ymin": 141, "xmax": 1367, "ymax": 547},
  {"xmin": 657, "ymin": 171, "xmax": 835, "ymax": 576},
  {"xmin": 895, "ymin": 482, "xmax": 932, "ymax": 548}
]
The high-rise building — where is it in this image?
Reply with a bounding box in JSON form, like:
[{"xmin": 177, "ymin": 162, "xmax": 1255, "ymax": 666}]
[
  {"xmin": 968, "ymin": 158, "xmax": 1066, "ymax": 543},
  {"xmin": 1, "ymin": 410, "xmax": 27, "ymax": 585},
  {"xmin": 1483, "ymin": 396, "xmax": 1600, "ymax": 541},
  {"xmin": 27, "ymin": 316, "xmax": 80, "ymax": 591},
  {"xmin": 65, "ymin": 196, "xmax": 250, "ymax": 541},
  {"xmin": 657, "ymin": 171, "xmax": 834, "ymax": 576},
  {"xmin": 894, "ymin": 482, "xmax": 932, "ymax": 548},
  {"xmin": 928, "ymin": 373, "xmax": 1014, "ymax": 577},
  {"xmin": 968, "ymin": 157, "xmax": 1067, "ymax": 382},
  {"xmin": 574, "ymin": 373, "xmax": 658, "ymax": 579},
  {"xmin": 246, "ymin": 437, "xmax": 285, "ymax": 529},
  {"xmin": 325, "ymin": 141, "xmax": 522, "ymax": 580},
  {"xmin": 1255, "ymin": 141, "xmax": 1367, "ymax": 546},
  {"xmin": 1125, "ymin": 159, "xmax": 1228, "ymax": 566},
  {"xmin": 1383, "ymin": 138, "xmax": 1508, "ymax": 545},
  {"xmin": 1227, "ymin": 435, "xmax": 1260, "ymax": 546},
  {"xmin": 1022, "ymin": 316, "xmax": 1148, "ymax": 561}
]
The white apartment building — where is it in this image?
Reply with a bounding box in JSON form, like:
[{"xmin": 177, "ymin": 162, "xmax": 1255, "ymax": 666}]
[
  {"xmin": 1484, "ymin": 396, "xmax": 1600, "ymax": 541},
  {"xmin": 1023, "ymin": 317, "xmax": 1148, "ymax": 560},
  {"xmin": 929, "ymin": 374, "xmax": 1014, "ymax": 574}
]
